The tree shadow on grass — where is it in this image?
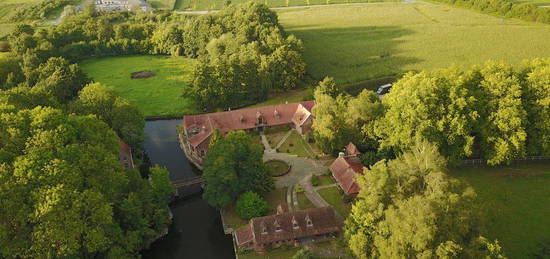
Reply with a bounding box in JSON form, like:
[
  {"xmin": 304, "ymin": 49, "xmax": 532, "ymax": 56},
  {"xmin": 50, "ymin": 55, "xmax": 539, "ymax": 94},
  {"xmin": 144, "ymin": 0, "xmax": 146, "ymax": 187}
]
[{"xmin": 287, "ymin": 25, "xmax": 421, "ymax": 85}]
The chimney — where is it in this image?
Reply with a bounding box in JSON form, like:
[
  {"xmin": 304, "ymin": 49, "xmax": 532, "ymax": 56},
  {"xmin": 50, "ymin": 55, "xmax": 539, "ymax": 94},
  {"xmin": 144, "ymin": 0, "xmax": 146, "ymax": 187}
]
[
  {"xmin": 276, "ymin": 204, "xmax": 286, "ymax": 215},
  {"xmin": 338, "ymin": 152, "xmax": 345, "ymax": 158}
]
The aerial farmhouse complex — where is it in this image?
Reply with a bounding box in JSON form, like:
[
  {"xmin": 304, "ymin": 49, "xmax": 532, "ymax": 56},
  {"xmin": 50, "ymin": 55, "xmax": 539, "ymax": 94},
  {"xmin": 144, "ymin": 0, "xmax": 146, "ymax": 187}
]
[{"xmin": 181, "ymin": 101, "xmax": 315, "ymax": 164}]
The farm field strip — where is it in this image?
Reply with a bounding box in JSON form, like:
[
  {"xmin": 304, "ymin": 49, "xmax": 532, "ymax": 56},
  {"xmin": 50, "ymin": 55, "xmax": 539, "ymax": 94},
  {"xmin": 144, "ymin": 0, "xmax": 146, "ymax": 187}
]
[{"xmin": 278, "ymin": 2, "xmax": 550, "ymax": 85}]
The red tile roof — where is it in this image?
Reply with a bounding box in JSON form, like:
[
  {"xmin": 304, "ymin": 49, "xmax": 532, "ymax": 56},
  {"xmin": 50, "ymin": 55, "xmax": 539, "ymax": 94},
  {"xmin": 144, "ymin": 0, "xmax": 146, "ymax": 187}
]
[
  {"xmin": 246, "ymin": 206, "xmax": 341, "ymax": 245},
  {"xmin": 235, "ymin": 225, "xmax": 254, "ymax": 246},
  {"xmin": 117, "ymin": 138, "xmax": 135, "ymax": 169},
  {"xmin": 329, "ymin": 156, "xmax": 365, "ymax": 196},
  {"xmin": 345, "ymin": 142, "xmax": 361, "ymax": 156},
  {"xmin": 183, "ymin": 101, "xmax": 315, "ymax": 148}
]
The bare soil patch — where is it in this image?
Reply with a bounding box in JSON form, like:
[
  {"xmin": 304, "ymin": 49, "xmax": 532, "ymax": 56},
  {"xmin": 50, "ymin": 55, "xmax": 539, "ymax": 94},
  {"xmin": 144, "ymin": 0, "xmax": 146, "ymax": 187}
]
[{"xmin": 131, "ymin": 71, "xmax": 155, "ymax": 79}]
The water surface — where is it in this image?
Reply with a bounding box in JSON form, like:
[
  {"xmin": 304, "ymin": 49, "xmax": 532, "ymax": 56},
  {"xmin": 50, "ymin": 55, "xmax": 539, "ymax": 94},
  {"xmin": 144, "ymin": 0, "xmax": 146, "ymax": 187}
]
[{"xmin": 141, "ymin": 119, "xmax": 235, "ymax": 259}]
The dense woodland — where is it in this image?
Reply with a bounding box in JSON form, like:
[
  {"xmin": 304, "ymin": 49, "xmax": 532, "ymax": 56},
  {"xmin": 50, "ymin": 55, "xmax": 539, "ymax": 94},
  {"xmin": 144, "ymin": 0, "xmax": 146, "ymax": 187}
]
[
  {"xmin": 313, "ymin": 59, "xmax": 550, "ymax": 166},
  {"xmin": 345, "ymin": 141, "xmax": 506, "ymax": 258},
  {"xmin": 1, "ymin": 2, "xmax": 305, "ymax": 111}
]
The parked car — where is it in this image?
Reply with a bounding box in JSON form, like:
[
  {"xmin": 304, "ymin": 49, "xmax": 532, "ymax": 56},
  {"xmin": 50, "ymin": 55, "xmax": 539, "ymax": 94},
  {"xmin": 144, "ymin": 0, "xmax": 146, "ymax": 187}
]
[{"xmin": 376, "ymin": 83, "xmax": 392, "ymax": 95}]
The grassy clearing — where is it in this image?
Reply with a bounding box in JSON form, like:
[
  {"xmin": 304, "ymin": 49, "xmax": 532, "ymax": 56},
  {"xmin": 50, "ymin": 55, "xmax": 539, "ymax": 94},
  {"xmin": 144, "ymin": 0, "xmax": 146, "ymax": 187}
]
[
  {"xmin": 451, "ymin": 162, "xmax": 550, "ymax": 259},
  {"xmin": 278, "ymin": 2, "xmax": 550, "ymax": 85},
  {"xmin": 80, "ymin": 55, "xmax": 197, "ymax": 118},
  {"xmin": 265, "ymin": 160, "xmax": 290, "ymax": 176},
  {"xmin": 318, "ymin": 186, "xmax": 351, "ymax": 217}
]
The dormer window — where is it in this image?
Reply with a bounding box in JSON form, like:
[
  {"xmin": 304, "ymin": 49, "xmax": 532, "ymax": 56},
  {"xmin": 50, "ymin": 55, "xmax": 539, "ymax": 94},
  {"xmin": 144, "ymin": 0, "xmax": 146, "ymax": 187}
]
[
  {"xmin": 292, "ymin": 216, "xmax": 299, "ymax": 229},
  {"xmin": 261, "ymin": 221, "xmax": 268, "ymax": 235},
  {"xmin": 274, "ymin": 220, "xmax": 282, "ymax": 232},
  {"xmin": 305, "ymin": 215, "xmax": 313, "ymax": 227},
  {"xmin": 274, "ymin": 109, "xmax": 280, "ymax": 119}
]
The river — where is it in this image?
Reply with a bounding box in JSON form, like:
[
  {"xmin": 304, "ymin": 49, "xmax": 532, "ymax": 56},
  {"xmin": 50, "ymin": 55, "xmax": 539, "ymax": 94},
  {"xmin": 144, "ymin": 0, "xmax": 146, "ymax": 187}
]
[{"xmin": 140, "ymin": 119, "xmax": 235, "ymax": 259}]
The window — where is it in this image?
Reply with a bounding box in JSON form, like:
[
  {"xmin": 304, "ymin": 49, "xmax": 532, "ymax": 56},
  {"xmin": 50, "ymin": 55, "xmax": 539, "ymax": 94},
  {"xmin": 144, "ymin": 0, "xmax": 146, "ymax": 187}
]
[{"xmin": 275, "ymin": 226, "xmax": 282, "ymax": 232}]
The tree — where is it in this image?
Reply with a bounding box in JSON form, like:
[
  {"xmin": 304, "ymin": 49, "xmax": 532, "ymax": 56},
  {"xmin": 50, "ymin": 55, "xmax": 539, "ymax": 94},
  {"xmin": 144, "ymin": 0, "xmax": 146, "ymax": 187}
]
[
  {"xmin": 71, "ymin": 83, "xmax": 144, "ymax": 150},
  {"xmin": 202, "ymin": 130, "xmax": 274, "ymax": 208},
  {"xmin": 344, "ymin": 140, "xmax": 505, "ymax": 259},
  {"xmin": 0, "ymin": 107, "xmax": 171, "ymax": 258},
  {"xmin": 315, "ymin": 77, "xmax": 341, "ymax": 98},
  {"xmin": 235, "ymin": 191, "xmax": 268, "ymax": 220},
  {"xmin": 520, "ymin": 58, "xmax": 550, "ymax": 156},
  {"xmin": 374, "ymin": 67, "xmax": 479, "ymax": 164},
  {"xmin": 149, "ymin": 165, "xmax": 175, "ymax": 204},
  {"xmin": 312, "ymin": 86, "xmax": 350, "ymax": 155},
  {"xmin": 32, "ymin": 57, "xmax": 90, "ymax": 104},
  {"xmin": 476, "ymin": 62, "xmax": 527, "ymax": 165},
  {"xmin": 312, "ymin": 83, "xmax": 383, "ymax": 155}
]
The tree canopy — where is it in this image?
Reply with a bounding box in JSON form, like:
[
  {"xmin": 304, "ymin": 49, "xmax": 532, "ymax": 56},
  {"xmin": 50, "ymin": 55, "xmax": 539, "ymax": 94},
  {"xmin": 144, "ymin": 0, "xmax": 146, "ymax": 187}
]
[
  {"xmin": 345, "ymin": 140, "xmax": 505, "ymax": 258},
  {"xmin": 0, "ymin": 107, "xmax": 172, "ymax": 258},
  {"xmin": 202, "ymin": 130, "xmax": 274, "ymax": 208},
  {"xmin": 313, "ymin": 60, "xmax": 550, "ymax": 165}
]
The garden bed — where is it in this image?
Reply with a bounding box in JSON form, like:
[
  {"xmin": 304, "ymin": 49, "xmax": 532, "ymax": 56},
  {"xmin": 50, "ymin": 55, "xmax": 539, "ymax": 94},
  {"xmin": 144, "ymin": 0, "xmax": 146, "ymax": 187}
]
[{"xmin": 265, "ymin": 159, "xmax": 291, "ymax": 177}]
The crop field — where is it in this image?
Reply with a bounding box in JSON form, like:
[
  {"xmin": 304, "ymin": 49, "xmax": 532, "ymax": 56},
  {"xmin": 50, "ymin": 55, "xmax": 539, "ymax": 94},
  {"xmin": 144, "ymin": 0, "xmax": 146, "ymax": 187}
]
[
  {"xmin": 278, "ymin": 2, "xmax": 550, "ymax": 85},
  {"xmin": 451, "ymin": 162, "xmax": 550, "ymax": 259},
  {"xmin": 80, "ymin": 55, "xmax": 198, "ymax": 118},
  {"xmin": 173, "ymin": 0, "xmax": 394, "ymax": 11}
]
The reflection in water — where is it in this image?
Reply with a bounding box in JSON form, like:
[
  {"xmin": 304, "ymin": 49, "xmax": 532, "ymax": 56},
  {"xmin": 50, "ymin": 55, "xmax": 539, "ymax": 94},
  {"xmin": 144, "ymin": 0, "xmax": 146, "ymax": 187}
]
[{"xmin": 141, "ymin": 120, "xmax": 235, "ymax": 259}]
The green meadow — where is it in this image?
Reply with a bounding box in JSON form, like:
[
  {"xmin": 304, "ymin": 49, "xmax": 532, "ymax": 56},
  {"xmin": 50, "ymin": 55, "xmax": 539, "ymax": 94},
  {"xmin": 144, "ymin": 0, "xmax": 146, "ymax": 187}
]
[
  {"xmin": 278, "ymin": 2, "xmax": 550, "ymax": 85},
  {"xmin": 451, "ymin": 162, "xmax": 550, "ymax": 259},
  {"xmin": 80, "ymin": 55, "xmax": 197, "ymax": 118}
]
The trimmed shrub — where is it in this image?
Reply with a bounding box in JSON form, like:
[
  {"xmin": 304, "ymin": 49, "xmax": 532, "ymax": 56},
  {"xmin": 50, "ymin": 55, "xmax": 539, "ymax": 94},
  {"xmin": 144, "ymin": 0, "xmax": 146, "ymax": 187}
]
[
  {"xmin": 236, "ymin": 191, "xmax": 268, "ymax": 220},
  {"xmin": 311, "ymin": 175, "xmax": 320, "ymax": 186}
]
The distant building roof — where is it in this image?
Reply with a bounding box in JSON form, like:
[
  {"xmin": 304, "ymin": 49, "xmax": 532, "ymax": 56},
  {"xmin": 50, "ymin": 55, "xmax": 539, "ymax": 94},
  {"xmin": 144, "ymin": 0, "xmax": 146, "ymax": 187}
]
[
  {"xmin": 329, "ymin": 155, "xmax": 365, "ymax": 196},
  {"xmin": 183, "ymin": 101, "xmax": 315, "ymax": 148},
  {"xmin": 345, "ymin": 142, "xmax": 361, "ymax": 156},
  {"xmin": 118, "ymin": 138, "xmax": 135, "ymax": 169},
  {"xmin": 236, "ymin": 206, "xmax": 341, "ymax": 246}
]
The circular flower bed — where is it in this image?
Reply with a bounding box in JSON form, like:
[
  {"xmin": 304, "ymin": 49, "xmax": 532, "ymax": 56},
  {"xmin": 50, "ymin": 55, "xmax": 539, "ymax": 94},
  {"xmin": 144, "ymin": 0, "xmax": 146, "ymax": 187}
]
[{"xmin": 265, "ymin": 159, "xmax": 291, "ymax": 177}]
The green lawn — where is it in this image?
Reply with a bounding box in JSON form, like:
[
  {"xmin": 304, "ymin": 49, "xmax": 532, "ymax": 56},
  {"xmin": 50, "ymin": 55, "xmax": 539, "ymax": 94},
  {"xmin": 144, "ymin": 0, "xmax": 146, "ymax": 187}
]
[
  {"xmin": 239, "ymin": 246, "xmax": 300, "ymax": 259},
  {"xmin": 265, "ymin": 187, "xmax": 288, "ymax": 215},
  {"xmin": 278, "ymin": 131, "xmax": 317, "ymax": 158},
  {"xmin": 278, "ymin": 2, "xmax": 550, "ymax": 85},
  {"xmin": 318, "ymin": 174, "xmax": 336, "ymax": 186},
  {"xmin": 297, "ymin": 191, "xmax": 315, "ymax": 210},
  {"xmin": 222, "ymin": 203, "xmax": 249, "ymax": 229},
  {"xmin": 80, "ymin": 55, "xmax": 197, "ymax": 118},
  {"xmin": 451, "ymin": 162, "xmax": 550, "ymax": 259},
  {"xmin": 318, "ymin": 186, "xmax": 351, "ymax": 218}
]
